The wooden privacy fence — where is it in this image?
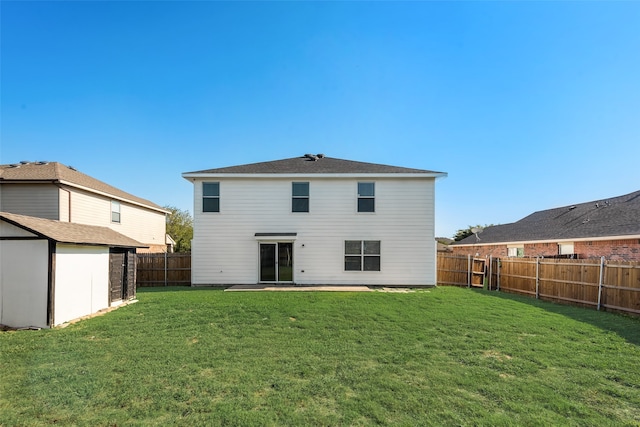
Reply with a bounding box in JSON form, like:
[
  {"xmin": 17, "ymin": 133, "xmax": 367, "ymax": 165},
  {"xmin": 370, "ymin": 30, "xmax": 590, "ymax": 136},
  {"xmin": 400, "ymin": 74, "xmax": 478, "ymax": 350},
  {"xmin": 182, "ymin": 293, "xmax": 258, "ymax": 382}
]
[
  {"xmin": 136, "ymin": 253, "xmax": 191, "ymax": 287},
  {"xmin": 437, "ymin": 254, "xmax": 640, "ymax": 316}
]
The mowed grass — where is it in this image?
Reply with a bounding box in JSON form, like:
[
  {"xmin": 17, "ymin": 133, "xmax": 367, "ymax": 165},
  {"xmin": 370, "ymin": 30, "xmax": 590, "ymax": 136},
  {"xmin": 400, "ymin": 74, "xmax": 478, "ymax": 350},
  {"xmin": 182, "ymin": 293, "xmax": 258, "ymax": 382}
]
[{"xmin": 1, "ymin": 287, "xmax": 639, "ymax": 426}]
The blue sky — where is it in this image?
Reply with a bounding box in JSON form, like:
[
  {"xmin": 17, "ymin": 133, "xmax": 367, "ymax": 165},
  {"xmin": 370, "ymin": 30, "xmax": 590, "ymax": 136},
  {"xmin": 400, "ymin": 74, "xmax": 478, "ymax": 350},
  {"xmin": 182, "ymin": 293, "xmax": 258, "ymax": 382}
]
[{"xmin": 2, "ymin": 1, "xmax": 639, "ymax": 238}]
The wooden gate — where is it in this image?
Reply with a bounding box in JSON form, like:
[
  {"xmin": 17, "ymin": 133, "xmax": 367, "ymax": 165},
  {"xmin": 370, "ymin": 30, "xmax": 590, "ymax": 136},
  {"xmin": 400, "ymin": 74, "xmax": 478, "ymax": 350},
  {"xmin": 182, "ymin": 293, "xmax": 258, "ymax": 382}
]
[{"xmin": 471, "ymin": 258, "xmax": 486, "ymax": 287}]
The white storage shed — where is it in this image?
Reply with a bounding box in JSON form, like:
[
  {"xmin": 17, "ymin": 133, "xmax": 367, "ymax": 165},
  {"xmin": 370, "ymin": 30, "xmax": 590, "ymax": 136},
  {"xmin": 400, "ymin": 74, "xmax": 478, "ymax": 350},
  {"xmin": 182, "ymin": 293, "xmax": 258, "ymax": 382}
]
[{"xmin": 0, "ymin": 212, "xmax": 145, "ymax": 329}]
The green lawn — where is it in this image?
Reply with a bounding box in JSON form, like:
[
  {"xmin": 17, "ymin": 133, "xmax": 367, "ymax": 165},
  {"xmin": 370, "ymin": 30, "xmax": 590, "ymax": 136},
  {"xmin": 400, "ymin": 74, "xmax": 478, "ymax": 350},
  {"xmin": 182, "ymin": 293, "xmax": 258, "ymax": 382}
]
[{"xmin": 1, "ymin": 287, "xmax": 639, "ymax": 426}]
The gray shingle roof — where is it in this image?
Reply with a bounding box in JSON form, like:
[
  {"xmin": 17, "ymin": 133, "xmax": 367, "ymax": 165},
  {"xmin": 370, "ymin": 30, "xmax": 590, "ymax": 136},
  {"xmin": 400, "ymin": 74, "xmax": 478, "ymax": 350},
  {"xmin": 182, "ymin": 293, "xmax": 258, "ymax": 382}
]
[
  {"xmin": 184, "ymin": 155, "xmax": 445, "ymax": 175},
  {"xmin": 0, "ymin": 162, "xmax": 167, "ymax": 212},
  {"xmin": 0, "ymin": 211, "xmax": 146, "ymax": 248},
  {"xmin": 454, "ymin": 190, "xmax": 640, "ymax": 245}
]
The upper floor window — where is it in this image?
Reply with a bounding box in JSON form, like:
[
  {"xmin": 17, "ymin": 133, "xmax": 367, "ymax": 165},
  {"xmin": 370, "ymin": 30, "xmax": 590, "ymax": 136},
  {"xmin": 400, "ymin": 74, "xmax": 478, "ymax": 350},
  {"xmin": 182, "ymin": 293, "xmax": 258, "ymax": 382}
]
[
  {"xmin": 203, "ymin": 182, "xmax": 220, "ymax": 212},
  {"xmin": 292, "ymin": 182, "xmax": 309, "ymax": 213},
  {"xmin": 345, "ymin": 240, "xmax": 381, "ymax": 271},
  {"xmin": 357, "ymin": 182, "xmax": 375, "ymax": 212},
  {"xmin": 111, "ymin": 201, "xmax": 121, "ymax": 223}
]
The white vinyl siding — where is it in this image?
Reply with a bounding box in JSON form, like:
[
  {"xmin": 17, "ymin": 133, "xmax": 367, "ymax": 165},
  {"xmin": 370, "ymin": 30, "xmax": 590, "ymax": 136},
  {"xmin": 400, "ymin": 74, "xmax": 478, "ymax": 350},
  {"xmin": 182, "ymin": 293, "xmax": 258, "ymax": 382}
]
[
  {"xmin": 0, "ymin": 184, "xmax": 60, "ymax": 220},
  {"xmin": 191, "ymin": 177, "xmax": 436, "ymax": 286}
]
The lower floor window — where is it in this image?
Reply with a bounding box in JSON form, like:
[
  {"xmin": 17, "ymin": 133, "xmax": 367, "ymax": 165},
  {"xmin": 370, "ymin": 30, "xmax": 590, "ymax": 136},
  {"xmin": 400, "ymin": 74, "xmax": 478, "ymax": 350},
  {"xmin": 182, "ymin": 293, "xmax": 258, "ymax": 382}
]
[
  {"xmin": 507, "ymin": 246, "xmax": 524, "ymax": 257},
  {"xmin": 345, "ymin": 240, "xmax": 381, "ymax": 271}
]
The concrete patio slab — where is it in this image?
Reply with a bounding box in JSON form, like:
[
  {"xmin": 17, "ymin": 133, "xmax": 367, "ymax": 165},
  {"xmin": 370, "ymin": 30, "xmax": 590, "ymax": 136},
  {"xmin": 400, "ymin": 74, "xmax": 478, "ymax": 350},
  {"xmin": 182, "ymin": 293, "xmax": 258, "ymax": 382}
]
[{"xmin": 225, "ymin": 285, "xmax": 373, "ymax": 292}]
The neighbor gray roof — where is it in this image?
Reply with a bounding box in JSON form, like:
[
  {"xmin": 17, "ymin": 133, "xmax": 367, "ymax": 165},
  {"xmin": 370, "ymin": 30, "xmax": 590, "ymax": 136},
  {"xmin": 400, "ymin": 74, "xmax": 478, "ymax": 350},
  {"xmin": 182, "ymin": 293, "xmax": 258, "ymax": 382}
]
[
  {"xmin": 184, "ymin": 155, "xmax": 446, "ymax": 176},
  {"xmin": 454, "ymin": 190, "xmax": 640, "ymax": 245},
  {"xmin": 0, "ymin": 161, "xmax": 168, "ymax": 213},
  {"xmin": 0, "ymin": 211, "xmax": 147, "ymax": 248}
]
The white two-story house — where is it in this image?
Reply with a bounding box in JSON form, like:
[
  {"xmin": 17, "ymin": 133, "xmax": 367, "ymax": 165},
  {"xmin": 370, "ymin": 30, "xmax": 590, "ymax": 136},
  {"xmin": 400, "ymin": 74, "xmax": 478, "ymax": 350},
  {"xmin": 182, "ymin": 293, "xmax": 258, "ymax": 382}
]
[
  {"xmin": 0, "ymin": 161, "xmax": 170, "ymax": 253},
  {"xmin": 183, "ymin": 154, "xmax": 446, "ymax": 287}
]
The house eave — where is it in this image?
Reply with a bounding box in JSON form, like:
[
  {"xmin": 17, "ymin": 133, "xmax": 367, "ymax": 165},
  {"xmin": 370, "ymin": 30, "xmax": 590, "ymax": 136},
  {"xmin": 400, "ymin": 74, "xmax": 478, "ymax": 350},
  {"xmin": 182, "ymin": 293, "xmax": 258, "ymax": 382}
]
[
  {"xmin": 182, "ymin": 172, "xmax": 447, "ymax": 180},
  {"xmin": 452, "ymin": 234, "xmax": 640, "ymax": 247}
]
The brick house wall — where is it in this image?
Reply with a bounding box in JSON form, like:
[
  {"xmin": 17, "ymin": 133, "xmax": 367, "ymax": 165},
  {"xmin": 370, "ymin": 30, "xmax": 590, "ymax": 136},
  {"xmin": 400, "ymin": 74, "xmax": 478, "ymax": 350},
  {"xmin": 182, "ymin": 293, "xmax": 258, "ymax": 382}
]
[
  {"xmin": 451, "ymin": 238, "xmax": 640, "ymax": 261},
  {"xmin": 575, "ymin": 239, "xmax": 640, "ymax": 261}
]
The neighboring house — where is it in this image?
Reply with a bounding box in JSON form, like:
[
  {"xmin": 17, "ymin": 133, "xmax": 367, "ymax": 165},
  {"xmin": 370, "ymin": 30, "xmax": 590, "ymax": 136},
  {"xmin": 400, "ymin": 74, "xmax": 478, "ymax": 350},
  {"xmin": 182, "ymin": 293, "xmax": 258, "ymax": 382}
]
[
  {"xmin": 437, "ymin": 237, "xmax": 453, "ymax": 253},
  {"xmin": 0, "ymin": 161, "xmax": 170, "ymax": 252},
  {"xmin": 0, "ymin": 211, "xmax": 145, "ymax": 329},
  {"xmin": 183, "ymin": 154, "xmax": 446, "ymax": 286},
  {"xmin": 451, "ymin": 190, "xmax": 640, "ymax": 261}
]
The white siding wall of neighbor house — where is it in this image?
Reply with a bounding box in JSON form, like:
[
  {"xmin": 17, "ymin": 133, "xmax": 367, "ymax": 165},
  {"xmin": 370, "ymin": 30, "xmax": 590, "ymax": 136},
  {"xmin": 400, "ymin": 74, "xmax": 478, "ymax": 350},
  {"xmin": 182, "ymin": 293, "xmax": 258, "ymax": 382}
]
[
  {"xmin": 0, "ymin": 239, "xmax": 49, "ymax": 328},
  {"xmin": 0, "ymin": 184, "xmax": 60, "ymax": 220},
  {"xmin": 53, "ymin": 244, "xmax": 109, "ymax": 326},
  {"xmin": 191, "ymin": 177, "xmax": 436, "ymax": 286},
  {"xmin": 68, "ymin": 187, "xmax": 166, "ymax": 247}
]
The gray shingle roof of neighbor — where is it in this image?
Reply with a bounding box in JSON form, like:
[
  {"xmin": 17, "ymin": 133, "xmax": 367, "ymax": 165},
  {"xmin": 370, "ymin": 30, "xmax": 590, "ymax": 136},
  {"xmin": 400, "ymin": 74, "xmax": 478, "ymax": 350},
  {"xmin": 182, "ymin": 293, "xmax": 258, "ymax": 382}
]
[
  {"xmin": 183, "ymin": 155, "xmax": 446, "ymax": 176},
  {"xmin": 0, "ymin": 211, "xmax": 147, "ymax": 248},
  {"xmin": 453, "ymin": 190, "xmax": 640, "ymax": 245},
  {"xmin": 0, "ymin": 161, "xmax": 168, "ymax": 213}
]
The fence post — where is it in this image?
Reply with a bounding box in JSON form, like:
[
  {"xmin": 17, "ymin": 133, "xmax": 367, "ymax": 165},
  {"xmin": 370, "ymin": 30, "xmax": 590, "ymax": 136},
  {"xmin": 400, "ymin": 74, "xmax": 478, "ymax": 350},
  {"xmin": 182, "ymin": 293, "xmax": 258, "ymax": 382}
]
[
  {"xmin": 535, "ymin": 257, "xmax": 540, "ymax": 299},
  {"xmin": 488, "ymin": 256, "xmax": 493, "ymax": 290},
  {"xmin": 467, "ymin": 254, "xmax": 471, "ymax": 288},
  {"xmin": 597, "ymin": 256, "xmax": 605, "ymax": 311},
  {"xmin": 164, "ymin": 250, "xmax": 168, "ymax": 287},
  {"xmin": 497, "ymin": 258, "xmax": 501, "ymax": 291}
]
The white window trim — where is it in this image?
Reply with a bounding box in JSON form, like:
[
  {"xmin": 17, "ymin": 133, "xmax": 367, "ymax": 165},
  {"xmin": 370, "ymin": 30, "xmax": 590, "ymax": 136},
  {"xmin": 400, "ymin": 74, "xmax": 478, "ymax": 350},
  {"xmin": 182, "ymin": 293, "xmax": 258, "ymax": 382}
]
[
  {"xmin": 344, "ymin": 240, "xmax": 381, "ymax": 272},
  {"xmin": 202, "ymin": 182, "xmax": 220, "ymax": 213},
  {"xmin": 292, "ymin": 182, "xmax": 309, "ymax": 213},
  {"xmin": 357, "ymin": 182, "xmax": 375, "ymax": 214},
  {"xmin": 111, "ymin": 200, "xmax": 121, "ymax": 224}
]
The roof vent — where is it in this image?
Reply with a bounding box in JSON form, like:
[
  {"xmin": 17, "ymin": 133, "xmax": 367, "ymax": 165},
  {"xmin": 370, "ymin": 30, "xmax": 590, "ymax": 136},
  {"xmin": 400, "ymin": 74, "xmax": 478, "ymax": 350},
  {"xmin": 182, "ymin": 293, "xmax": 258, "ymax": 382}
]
[
  {"xmin": 35, "ymin": 161, "xmax": 49, "ymax": 165},
  {"xmin": 19, "ymin": 160, "xmax": 30, "ymax": 165},
  {"xmin": 304, "ymin": 154, "xmax": 319, "ymax": 161},
  {"xmin": 568, "ymin": 205, "xmax": 576, "ymax": 210},
  {"xmin": 317, "ymin": 153, "xmax": 325, "ymax": 159},
  {"xmin": 68, "ymin": 165, "xmax": 77, "ymax": 171},
  {"xmin": 8, "ymin": 164, "xmax": 20, "ymax": 168}
]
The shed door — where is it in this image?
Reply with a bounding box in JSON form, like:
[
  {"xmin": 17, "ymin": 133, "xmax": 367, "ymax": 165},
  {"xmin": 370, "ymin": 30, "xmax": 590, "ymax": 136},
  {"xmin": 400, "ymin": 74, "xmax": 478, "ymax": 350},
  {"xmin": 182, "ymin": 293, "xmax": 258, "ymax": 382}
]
[{"xmin": 109, "ymin": 252, "xmax": 126, "ymax": 303}]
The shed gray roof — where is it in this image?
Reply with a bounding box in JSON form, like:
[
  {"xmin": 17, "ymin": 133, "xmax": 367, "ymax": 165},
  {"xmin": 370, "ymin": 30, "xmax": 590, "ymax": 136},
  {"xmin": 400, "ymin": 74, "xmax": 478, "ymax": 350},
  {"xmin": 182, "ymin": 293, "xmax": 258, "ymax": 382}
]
[
  {"xmin": 184, "ymin": 155, "xmax": 446, "ymax": 176},
  {"xmin": 0, "ymin": 212, "xmax": 147, "ymax": 248},
  {"xmin": 0, "ymin": 162, "xmax": 167, "ymax": 213},
  {"xmin": 454, "ymin": 190, "xmax": 640, "ymax": 245}
]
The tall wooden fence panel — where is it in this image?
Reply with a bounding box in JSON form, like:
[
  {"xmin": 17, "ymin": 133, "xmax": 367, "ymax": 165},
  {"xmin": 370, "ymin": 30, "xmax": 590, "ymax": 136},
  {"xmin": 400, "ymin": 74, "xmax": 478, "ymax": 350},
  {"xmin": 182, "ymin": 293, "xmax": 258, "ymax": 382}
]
[
  {"xmin": 602, "ymin": 261, "xmax": 640, "ymax": 315},
  {"xmin": 136, "ymin": 253, "xmax": 191, "ymax": 287},
  {"xmin": 437, "ymin": 254, "xmax": 471, "ymax": 287},
  {"xmin": 439, "ymin": 254, "xmax": 640, "ymax": 316}
]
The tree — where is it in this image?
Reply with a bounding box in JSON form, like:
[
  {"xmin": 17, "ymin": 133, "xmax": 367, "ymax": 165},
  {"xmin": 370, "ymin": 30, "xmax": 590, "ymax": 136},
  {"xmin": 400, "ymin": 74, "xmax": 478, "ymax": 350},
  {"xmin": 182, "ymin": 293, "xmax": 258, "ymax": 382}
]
[
  {"xmin": 453, "ymin": 224, "xmax": 494, "ymax": 242},
  {"xmin": 164, "ymin": 205, "xmax": 193, "ymax": 252}
]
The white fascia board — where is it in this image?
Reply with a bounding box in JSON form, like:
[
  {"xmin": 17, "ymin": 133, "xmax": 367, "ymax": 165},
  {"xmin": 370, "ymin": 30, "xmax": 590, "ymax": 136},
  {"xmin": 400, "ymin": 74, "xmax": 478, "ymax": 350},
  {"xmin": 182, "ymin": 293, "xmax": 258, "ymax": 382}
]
[
  {"xmin": 453, "ymin": 234, "xmax": 640, "ymax": 247},
  {"xmin": 58, "ymin": 180, "xmax": 170, "ymax": 214},
  {"xmin": 182, "ymin": 172, "xmax": 447, "ymax": 180}
]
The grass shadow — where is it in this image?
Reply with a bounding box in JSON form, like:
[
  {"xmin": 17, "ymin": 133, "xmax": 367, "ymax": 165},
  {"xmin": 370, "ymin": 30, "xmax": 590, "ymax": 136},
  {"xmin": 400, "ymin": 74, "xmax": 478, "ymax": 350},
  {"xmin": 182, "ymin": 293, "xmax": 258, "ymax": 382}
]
[{"xmin": 475, "ymin": 288, "xmax": 640, "ymax": 346}]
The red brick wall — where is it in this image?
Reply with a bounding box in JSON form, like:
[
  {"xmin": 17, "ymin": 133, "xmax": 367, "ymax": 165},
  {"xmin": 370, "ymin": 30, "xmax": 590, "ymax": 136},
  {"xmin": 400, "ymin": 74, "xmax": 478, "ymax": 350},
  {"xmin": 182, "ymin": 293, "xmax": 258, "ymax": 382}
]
[
  {"xmin": 575, "ymin": 239, "xmax": 640, "ymax": 261},
  {"xmin": 450, "ymin": 244, "xmax": 506, "ymax": 258},
  {"xmin": 451, "ymin": 238, "xmax": 640, "ymax": 261}
]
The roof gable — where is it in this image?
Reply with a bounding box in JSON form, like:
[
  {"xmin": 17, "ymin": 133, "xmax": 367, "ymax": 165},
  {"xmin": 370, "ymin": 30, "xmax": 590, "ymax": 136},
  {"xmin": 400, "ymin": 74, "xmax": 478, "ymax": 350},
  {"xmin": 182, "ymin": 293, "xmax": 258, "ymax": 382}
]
[
  {"xmin": 454, "ymin": 190, "xmax": 640, "ymax": 245},
  {"xmin": 0, "ymin": 211, "xmax": 146, "ymax": 248},
  {"xmin": 0, "ymin": 162, "xmax": 167, "ymax": 213},
  {"xmin": 183, "ymin": 155, "xmax": 446, "ymax": 176}
]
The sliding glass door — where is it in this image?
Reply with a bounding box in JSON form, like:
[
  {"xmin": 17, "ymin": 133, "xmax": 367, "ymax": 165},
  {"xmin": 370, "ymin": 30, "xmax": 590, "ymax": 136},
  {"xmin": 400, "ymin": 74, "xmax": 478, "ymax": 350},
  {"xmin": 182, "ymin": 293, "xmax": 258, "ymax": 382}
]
[{"xmin": 259, "ymin": 242, "xmax": 293, "ymax": 283}]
